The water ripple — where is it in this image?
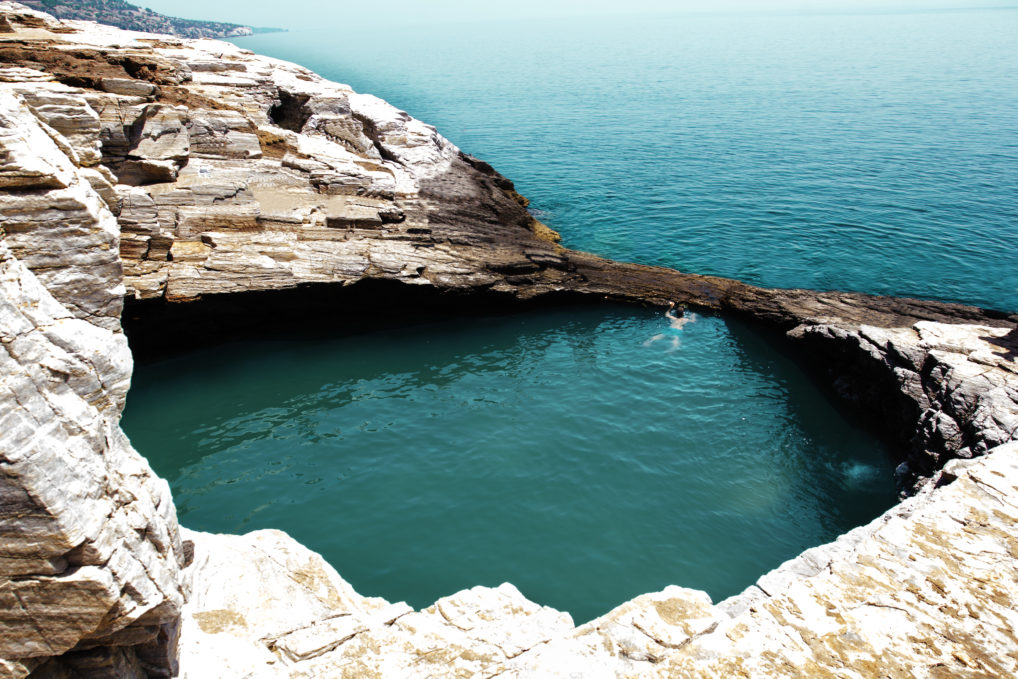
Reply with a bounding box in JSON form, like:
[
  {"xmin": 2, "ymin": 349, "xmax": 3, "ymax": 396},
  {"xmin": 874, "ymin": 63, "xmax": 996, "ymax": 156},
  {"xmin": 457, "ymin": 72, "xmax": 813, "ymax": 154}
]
[{"xmin": 124, "ymin": 308, "xmax": 897, "ymax": 623}]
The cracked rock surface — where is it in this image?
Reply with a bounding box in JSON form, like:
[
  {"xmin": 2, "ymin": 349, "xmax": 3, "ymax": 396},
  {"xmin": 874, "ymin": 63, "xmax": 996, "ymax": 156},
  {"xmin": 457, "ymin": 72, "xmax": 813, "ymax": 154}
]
[
  {"xmin": 0, "ymin": 141, "xmax": 184, "ymax": 679},
  {"xmin": 1, "ymin": 3, "xmax": 1017, "ymax": 677}
]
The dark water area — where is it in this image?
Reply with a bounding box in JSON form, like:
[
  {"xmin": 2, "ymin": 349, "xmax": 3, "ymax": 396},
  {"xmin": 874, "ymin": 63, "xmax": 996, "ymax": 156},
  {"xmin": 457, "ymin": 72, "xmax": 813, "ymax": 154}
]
[
  {"xmin": 233, "ymin": 7, "xmax": 1018, "ymax": 313},
  {"xmin": 122, "ymin": 308, "xmax": 896, "ymax": 622}
]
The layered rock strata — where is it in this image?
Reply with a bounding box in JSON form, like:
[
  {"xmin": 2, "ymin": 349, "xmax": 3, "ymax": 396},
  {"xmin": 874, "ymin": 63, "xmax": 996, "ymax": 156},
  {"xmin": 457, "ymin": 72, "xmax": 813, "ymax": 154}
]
[
  {"xmin": 0, "ymin": 63, "xmax": 185, "ymax": 676},
  {"xmin": 1, "ymin": 3, "xmax": 1016, "ymax": 677}
]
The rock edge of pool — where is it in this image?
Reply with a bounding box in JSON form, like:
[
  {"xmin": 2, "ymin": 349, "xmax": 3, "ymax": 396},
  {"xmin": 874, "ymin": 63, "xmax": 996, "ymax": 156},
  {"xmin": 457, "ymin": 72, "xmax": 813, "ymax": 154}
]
[{"xmin": 1, "ymin": 4, "xmax": 1016, "ymax": 677}]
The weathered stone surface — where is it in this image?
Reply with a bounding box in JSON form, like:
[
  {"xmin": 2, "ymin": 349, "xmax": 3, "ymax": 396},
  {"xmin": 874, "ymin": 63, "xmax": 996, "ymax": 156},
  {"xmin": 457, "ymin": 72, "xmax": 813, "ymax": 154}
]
[
  {"xmin": 16, "ymin": 84, "xmax": 102, "ymax": 166},
  {"xmin": 0, "ymin": 22, "xmax": 185, "ymax": 670},
  {"xmin": 0, "ymin": 236, "xmax": 185, "ymax": 673},
  {"xmin": 178, "ymin": 530, "xmax": 574, "ymax": 678},
  {"xmin": 0, "ymin": 89, "xmax": 124, "ymax": 329},
  {"xmin": 0, "ymin": 2, "xmax": 553, "ymax": 306},
  {"xmin": 100, "ymin": 78, "xmax": 155, "ymax": 98},
  {"xmin": 1, "ymin": 3, "xmax": 1016, "ymax": 677},
  {"xmin": 788, "ymin": 320, "xmax": 1018, "ymax": 493},
  {"xmin": 0, "ymin": 88, "xmax": 73, "ymax": 188}
]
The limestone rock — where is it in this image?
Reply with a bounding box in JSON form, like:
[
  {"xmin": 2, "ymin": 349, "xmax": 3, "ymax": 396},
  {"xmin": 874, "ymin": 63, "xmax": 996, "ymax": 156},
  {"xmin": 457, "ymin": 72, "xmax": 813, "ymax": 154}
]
[
  {"xmin": 0, "ymin": 6, "xmax": 549, "ymax": 304},
  {"xmin": 16, "ymin": 84, "xmax": 103, "ymax": 166},
  {"xmin": 0, "ymin": 237, "xmax": 185, "ymax": 673},
  {"xmin": 1, "ymin": 48, "xmax": 184, "ymax": 672},
  {"xmin": 178, "ymin": 530, "xmax": 575, "ymax": 678},
  {"xmin": 0, "ymin": 89, "xmax": 124, "ymax": 330},
  {"xmin": 789, "ymin": 320, "xmax": 1018, "ymax": 491},
  {"xmin": 100, "ymin": 78, "xmax": 156, "ymax": 98},
  {"xmin": 0, "ymin": 89, "xmax": 74, "ymax": 188}
]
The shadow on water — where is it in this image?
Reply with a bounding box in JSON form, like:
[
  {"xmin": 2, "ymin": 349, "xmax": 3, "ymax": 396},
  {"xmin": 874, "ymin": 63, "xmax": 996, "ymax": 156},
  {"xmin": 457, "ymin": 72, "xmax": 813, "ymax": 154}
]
[
  {"xmin": 122, "ymin": 280, "xmax": 605, "ymax": 362},
  {"xmin": 722, "ymin": 316, "xmax": 898, "ymax": 538},
  {"xmin": 122, "ymin": 284, "xmax": 899, "ymax": 622}
]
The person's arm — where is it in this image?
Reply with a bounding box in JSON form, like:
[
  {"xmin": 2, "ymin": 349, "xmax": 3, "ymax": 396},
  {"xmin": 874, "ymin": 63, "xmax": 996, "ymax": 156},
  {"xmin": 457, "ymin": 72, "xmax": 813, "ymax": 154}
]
[{"xmin": 665, "ymin": 301, "xmax": 679, "ymax": 320}]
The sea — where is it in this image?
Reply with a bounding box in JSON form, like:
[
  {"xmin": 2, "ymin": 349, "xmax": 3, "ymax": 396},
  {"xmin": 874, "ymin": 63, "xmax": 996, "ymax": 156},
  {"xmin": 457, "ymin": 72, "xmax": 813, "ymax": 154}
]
[{"xmin": 121, "ymin": 6, "xmax": 1017, "ymax": 622}]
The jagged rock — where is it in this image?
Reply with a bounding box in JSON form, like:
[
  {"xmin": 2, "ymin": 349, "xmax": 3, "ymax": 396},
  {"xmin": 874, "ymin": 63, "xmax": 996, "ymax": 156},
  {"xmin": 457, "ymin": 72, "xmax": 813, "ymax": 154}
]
[
  {"xmin": 0, "ymin": 32, "xmax": 184, "ymax": 672},
  {"xmin": 187, "ymin": 110, "xmax": 260, "ymax": 159},
  {"xmin": 178, "ymin": 530, "xmax": 574, "ymax": 678},
  {"xmin": 788, "ymin": 320, "xmax": 1018, "ymax": 492},
  {"xmin": 128, "ymin": 105, "xmax": 188, "ymax": 163},
  {"xmin": 0, "ymin": 237, "xmax": 185, "ymax": 674},
  {"xmin": 15, "ymin": 84, "xmax": 103, "ymax": 166},
  {"xmin": 0, "ymin": 90, "xmax": 123, "ymax": 329}
]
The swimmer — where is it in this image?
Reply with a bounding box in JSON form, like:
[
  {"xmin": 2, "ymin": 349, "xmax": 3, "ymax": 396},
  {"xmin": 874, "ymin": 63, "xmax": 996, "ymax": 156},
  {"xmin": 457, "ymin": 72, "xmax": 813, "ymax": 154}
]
[
  {"xmin": 665, "ymin": 301, "xmax": 696, "ymax": 330},
  {"xmin": 644, "ymin": 301, "xmax": 697, "ymax": 351}
]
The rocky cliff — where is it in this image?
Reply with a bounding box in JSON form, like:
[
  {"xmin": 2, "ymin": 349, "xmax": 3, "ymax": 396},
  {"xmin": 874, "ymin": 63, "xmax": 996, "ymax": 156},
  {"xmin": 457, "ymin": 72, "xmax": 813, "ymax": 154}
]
[
  {"xmin": 1, "ymin": 3, "xmax": 1016, "ymax": 677},
  {"xmin": 17, "ymin": 1, "xmax": 265, "ymax": 39},
  {"xmin": 0, "ymin": 22, "xmax": 185, "ymax": 674}
]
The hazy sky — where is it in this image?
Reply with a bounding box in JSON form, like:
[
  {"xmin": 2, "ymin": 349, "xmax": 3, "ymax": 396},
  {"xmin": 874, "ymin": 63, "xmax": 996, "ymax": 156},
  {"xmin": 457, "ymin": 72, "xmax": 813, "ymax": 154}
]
[{"xmin": 135, "ymin": 0, "xmax": 1017, "ymax": 30}]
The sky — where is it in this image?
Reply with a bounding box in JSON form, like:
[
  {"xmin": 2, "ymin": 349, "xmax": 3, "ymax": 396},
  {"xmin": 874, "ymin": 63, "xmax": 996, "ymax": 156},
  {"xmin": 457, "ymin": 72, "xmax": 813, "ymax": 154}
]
[{"xmin": 135, "ymin": 0, "xmax": 1017, "ymax": 30}]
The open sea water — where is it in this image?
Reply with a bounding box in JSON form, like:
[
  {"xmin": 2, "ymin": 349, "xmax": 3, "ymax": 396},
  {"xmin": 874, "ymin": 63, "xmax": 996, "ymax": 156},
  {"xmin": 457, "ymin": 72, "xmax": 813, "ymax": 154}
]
[
  {"xmin": 122, "ymin": 7, "xmax": 1016, "ymax": 621},
  {"xmin": 233, "ymin": 7, "xmax": 1018, "ymax": 312}
]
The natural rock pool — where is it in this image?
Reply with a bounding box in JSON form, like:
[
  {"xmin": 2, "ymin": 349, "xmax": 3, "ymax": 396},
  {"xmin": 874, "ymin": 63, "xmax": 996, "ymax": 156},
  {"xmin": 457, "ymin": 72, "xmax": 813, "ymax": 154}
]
[{"xmin": 122, "ymin": 305, "xmax": 896, "ymax": 622}]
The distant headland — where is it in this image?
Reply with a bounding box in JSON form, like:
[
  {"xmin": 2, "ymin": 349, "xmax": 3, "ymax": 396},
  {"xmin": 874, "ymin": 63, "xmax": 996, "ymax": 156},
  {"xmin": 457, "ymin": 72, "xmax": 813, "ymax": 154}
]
[{"xmin": 18, "ymin": 0, "xmax": 284, "ymax": 38}]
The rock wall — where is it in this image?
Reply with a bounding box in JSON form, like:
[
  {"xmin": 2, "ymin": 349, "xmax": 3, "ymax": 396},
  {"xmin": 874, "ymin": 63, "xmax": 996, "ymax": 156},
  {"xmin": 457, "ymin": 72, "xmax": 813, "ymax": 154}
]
[
  {"xmin": 0, "ymin": 78, "xmax": 184, "ymax": 677},
  {"xmin": 789, "ymin": 321, "xmax": 1018, "ymax": 493},
  {"xmin": 1, "ymin": 3, "xmax": 1017, "ymax": 677}
]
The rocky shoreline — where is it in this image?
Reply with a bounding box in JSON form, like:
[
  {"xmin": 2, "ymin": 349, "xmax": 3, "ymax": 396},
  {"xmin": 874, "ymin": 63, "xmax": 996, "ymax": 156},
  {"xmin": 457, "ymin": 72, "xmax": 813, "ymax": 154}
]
[
  {"xmin": 1, "ymin": 3, "xmax": 1016, "ymax": 676},
  {"xmin": 16, "ymin": 1, "xmax": 276, "ymax": 40}
]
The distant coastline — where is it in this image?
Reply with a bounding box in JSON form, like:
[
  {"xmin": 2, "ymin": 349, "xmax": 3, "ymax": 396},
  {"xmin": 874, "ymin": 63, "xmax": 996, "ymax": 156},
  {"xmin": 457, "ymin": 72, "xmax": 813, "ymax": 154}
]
[
  {"xmin": 18, "ymin": 0, "xmax": 285, "ymax": 39},
  {"xmin": 249, "ymin": 26, "xmax": 286, "ymax": 35}
]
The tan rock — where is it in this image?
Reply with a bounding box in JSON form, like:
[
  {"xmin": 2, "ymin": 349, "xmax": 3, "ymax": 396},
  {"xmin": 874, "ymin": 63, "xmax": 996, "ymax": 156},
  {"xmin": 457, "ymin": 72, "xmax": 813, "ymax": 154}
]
[
  {"xmin": 16, "ymin": 84, "xmax": 103, "ymax": 166},
  {"xmin": 100, "ymin": 77, "xmax": 156, "ymax": 98}
]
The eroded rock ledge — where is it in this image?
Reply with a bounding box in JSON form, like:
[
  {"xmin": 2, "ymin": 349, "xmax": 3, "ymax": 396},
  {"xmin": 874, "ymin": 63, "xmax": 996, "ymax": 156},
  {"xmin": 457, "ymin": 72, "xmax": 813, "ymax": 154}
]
[{"xmin": 1, "ymin": 3, "xmax": 1016, "ymax": 677}]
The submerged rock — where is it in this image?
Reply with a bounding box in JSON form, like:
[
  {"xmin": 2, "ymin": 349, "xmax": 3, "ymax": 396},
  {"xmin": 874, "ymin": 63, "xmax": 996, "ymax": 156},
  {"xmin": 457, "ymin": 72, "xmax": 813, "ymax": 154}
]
[{"xmin": 0, "ymin": 2, "xmax": 1016, "ymax": 676}]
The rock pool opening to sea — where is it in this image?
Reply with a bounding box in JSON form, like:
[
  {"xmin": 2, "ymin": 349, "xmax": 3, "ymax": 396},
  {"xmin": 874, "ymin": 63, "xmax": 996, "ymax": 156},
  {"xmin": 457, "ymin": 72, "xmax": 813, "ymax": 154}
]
[
  {"xmin": 119, "ymin": 1, "xmax": 1013, "ymax": 624},
  {"xmin": 122, "ymin": 305, "xmax": 896, "ymax": 622}
]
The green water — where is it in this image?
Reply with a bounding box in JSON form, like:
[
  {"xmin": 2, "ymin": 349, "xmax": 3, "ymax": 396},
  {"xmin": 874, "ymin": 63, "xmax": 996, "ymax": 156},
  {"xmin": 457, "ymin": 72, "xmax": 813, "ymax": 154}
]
[{"xmin": 122, "ymin": 308, "xmax": 895, "ymax": 621}]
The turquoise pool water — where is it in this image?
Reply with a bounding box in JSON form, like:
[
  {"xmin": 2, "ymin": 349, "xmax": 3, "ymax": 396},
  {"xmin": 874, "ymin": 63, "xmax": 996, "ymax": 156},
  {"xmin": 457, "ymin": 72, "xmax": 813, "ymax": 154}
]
[
  {"xmin": 122, "ymin": 308, "xmax": 896, "ymax": 621},
  {"xmin": 122, "ymin": 6, "xmax": 1017, "ymax": 620}
]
